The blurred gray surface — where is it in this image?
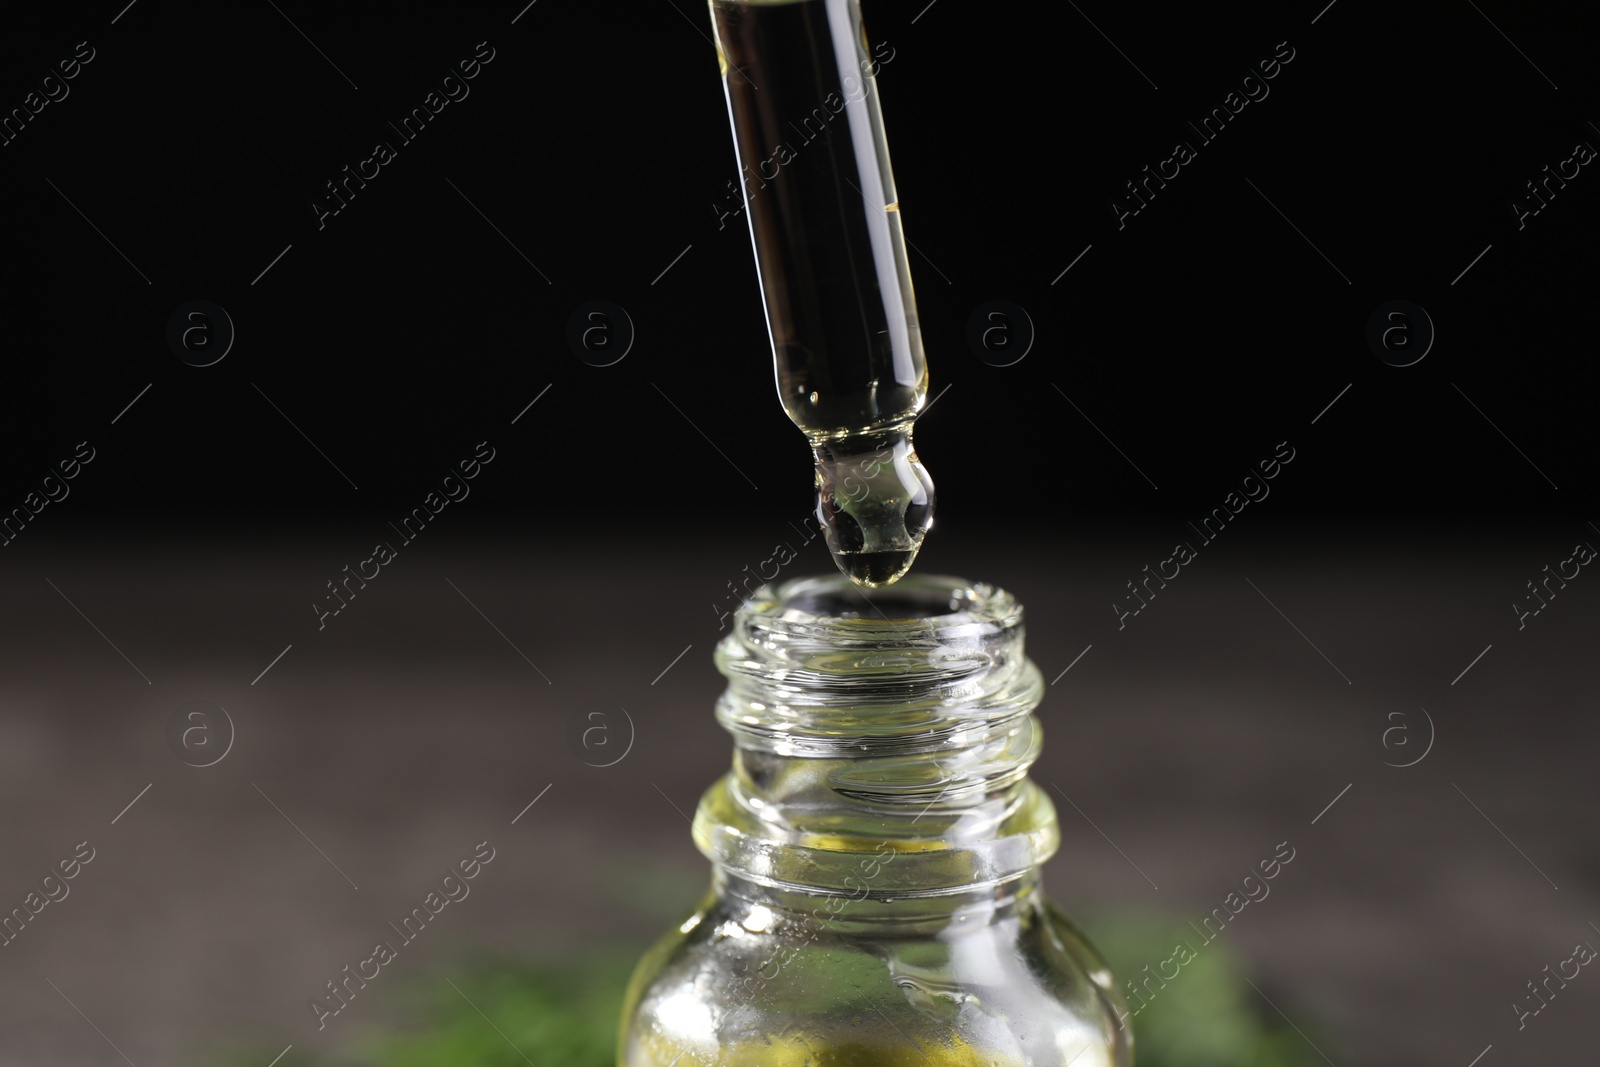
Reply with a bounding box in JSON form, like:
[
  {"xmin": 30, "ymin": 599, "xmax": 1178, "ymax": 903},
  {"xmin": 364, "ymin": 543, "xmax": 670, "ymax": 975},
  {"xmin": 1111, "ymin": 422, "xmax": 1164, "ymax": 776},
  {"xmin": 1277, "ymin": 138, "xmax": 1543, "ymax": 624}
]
[{"xmin": 1, "ymin": 522, "xmax": 1595, "ymax": 1066}]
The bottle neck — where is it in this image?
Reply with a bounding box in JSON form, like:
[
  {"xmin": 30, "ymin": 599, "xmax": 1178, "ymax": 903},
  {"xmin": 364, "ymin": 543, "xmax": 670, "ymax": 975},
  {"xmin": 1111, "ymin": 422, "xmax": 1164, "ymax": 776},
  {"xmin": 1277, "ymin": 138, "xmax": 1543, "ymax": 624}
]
[
  {"xmin": 691, "ymin": 575, "xmax": 1059, "ymax": 901},
  {"xmin": 710, "ymin": 865, "xmax": 1048, "ymax": 938}
]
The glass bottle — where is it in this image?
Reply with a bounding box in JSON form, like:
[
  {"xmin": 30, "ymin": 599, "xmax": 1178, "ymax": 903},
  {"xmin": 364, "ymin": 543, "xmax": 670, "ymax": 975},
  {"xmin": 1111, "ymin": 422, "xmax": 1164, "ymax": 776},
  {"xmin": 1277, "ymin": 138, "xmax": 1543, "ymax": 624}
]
[{"xmin": 619, "ymin": 574, "xmax": 1131, "ymax": 1065}]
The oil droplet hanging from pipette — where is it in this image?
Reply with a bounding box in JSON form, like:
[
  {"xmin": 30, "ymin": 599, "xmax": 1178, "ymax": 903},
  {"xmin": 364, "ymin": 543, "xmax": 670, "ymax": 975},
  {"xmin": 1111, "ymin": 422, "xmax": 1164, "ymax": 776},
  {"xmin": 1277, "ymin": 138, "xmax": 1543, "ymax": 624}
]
[{"xmin": 812, "ymin": 424, "xmax": 933, "ymax": 587}]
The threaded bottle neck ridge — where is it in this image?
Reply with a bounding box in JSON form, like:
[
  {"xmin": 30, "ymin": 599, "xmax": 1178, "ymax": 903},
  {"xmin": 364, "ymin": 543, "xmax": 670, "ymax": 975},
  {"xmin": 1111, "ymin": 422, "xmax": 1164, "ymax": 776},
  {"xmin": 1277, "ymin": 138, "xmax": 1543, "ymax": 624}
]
[{"xmin": 692, "ymin": 574, "xmax": 1059, "ymax": 898}]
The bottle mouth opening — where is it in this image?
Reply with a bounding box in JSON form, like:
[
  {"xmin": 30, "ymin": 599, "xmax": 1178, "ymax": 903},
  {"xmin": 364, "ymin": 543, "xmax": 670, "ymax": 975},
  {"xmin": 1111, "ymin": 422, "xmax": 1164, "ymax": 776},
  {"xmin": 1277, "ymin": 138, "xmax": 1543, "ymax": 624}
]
[
  {"xmin": 723, "ymin": 573, "xmax": 1028, "ymax": 704},
  {"xmin": 759, "ymin": 573, "xmax": 1014, "ymax": 628}
]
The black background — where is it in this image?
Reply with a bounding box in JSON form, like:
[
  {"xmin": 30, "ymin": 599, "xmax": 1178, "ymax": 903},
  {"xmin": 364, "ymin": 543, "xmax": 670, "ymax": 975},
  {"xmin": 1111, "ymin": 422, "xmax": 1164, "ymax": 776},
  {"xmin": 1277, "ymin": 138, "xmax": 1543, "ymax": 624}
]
[{"xmin": 2, "ymin": 0, "xmax": 1594, "ymax": 535}]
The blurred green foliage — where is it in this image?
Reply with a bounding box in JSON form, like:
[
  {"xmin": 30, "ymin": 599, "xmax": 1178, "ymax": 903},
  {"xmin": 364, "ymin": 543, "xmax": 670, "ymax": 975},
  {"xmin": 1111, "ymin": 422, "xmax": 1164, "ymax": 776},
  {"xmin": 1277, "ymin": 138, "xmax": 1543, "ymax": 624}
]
[
  {"xmin": 1085, "ymin": 913, "xmax": 1330, "ymax": 1067},
  {"xmin": 209, "ymin": 914, "xmax": 1329, "ymax": 1067},
  {"xmin": 365, "ymin": 951, "xmax": 631, "ymax": 1067}
]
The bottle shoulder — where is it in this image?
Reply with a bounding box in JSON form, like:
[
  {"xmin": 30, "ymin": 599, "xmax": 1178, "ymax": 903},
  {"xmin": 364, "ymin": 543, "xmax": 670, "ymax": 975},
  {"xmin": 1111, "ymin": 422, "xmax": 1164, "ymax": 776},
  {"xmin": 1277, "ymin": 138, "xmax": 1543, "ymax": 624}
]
[{"xmin": 619, "ymin": 890, "xmax": 1131, "ymax": 1067}]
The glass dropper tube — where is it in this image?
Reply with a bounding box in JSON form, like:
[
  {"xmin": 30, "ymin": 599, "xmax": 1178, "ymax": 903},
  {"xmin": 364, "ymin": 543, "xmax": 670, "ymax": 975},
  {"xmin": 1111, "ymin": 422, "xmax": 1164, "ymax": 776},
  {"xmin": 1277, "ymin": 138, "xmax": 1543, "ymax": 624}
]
[{"xmin": 711, "ymin": 0, "xmax": 935, "ymax": 588}]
